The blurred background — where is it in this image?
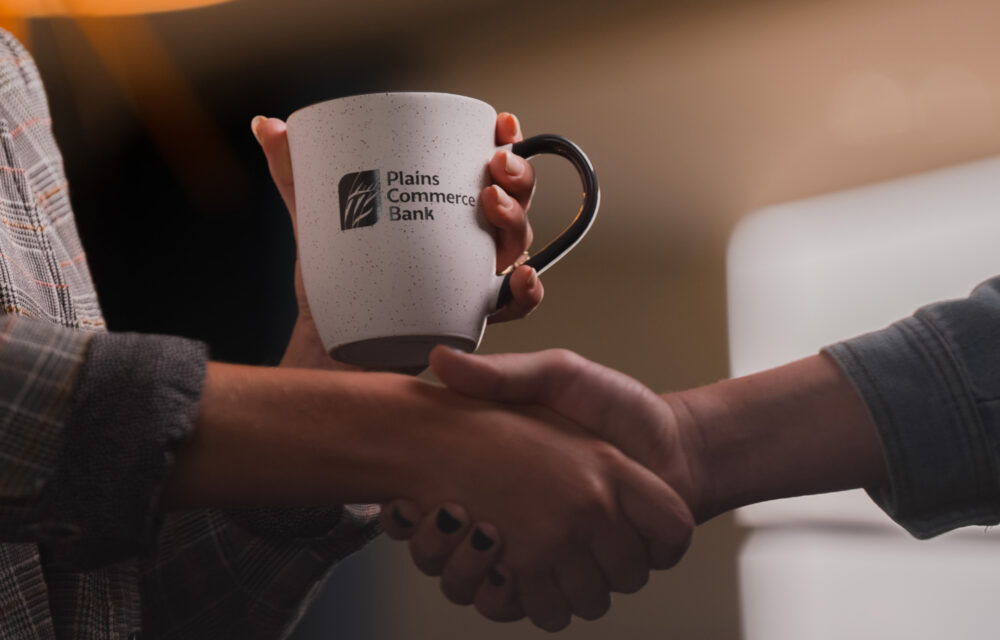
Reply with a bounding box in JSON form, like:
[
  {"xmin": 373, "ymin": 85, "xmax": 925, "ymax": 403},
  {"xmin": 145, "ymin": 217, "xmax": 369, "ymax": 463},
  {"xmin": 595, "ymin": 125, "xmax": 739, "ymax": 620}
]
[{"xmin": 5, "ymin": 0, "xmax": 1000, "ymax": 637}]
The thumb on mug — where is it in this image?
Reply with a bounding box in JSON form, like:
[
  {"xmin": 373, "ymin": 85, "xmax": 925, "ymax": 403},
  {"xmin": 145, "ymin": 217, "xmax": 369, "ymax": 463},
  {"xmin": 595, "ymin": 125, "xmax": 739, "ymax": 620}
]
[{"xmin": 252, "ymin": 115, "xmax": 298, "ymax": 221}]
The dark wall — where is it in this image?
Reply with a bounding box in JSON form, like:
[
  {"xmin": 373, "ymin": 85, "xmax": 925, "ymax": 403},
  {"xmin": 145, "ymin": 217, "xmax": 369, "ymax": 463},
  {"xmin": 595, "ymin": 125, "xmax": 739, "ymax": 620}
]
[{"xmin": 29, "ymin": 18, "xmax": 407, "ymax": 365}]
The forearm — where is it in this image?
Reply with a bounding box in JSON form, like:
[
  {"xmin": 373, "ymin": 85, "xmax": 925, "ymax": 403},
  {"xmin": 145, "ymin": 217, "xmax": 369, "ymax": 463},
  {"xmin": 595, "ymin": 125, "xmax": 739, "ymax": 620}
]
[
  {"xmin": 162, "ymin": 362, "xmax": 426, "ymax": 510},
  {"xmin": 670, "ymin": 353, "xmax": 888, "ymax": 523}
]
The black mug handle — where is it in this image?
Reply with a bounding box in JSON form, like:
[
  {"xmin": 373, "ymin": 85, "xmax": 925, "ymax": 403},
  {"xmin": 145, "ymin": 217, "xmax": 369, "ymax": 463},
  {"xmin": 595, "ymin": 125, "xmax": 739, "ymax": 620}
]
[{"xmin": 495, "ymin": 134, "xmax": 600, "ymax": 309}]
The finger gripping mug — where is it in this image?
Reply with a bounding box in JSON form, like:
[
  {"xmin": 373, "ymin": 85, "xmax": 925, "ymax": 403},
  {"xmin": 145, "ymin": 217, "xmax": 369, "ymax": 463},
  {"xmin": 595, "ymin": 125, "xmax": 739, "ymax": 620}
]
[{"xmin": 287, "ymin": 92, "xmax": 598, "ymax": 371}]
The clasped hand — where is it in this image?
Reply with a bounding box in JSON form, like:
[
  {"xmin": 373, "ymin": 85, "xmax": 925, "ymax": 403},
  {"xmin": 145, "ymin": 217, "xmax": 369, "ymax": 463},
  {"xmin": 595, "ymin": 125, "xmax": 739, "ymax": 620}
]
[{"xmin": 380, "ymin": 347, "xmax": 698, "ymax": 631}]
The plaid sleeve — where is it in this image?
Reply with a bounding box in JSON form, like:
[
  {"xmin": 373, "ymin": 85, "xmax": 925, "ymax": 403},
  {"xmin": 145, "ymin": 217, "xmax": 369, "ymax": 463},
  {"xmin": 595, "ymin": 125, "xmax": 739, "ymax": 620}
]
[
  {"xmin": 0, "ymin": 314, "xmax": 90, "ymax": 534},
  {"xmin": 140, "ymin": 506, "xmax": 380, "ymax": 639},
  {"xmin": 824, "ymin": 275, "xmax": 1000, "ymax": 538},
  {"xmin": 60, "ymin": 331, "xmax": 382, "ymax": 635},
  {"xmin": 38, "ymin": 330, "xmax": 207, "ymax": 570}
]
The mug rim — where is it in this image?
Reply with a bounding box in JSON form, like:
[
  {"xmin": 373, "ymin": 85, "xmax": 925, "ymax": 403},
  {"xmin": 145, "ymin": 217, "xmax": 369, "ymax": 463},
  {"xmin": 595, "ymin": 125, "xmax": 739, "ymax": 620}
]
[{"xmin": 287, "ymin": 91, "xmax": 496, "ymax": 125}]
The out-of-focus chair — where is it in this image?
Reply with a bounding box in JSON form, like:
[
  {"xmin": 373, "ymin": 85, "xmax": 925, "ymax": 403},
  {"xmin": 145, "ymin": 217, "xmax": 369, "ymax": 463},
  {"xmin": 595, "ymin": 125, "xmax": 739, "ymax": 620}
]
[{"xmin": 727, "ymin": 156, "xmax": 1000, "ymax": 639}]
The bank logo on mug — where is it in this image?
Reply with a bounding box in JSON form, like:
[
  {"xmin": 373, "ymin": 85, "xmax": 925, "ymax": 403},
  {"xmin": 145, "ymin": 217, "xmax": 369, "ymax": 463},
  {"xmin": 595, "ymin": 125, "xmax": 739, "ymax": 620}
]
[
  {"xmin": 288, "ymin": 92, "xmax": 599, "ymax": 370},
  {"xmin": 339, "ymin": 170, "xmax": 381, "ymax": 230}
]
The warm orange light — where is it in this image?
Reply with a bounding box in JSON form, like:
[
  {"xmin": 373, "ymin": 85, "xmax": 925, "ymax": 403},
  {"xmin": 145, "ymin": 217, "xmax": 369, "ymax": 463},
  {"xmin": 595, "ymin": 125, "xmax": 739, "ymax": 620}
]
[{"xmin": 0, "ymin": 0, "xmax": 230, "ymax": 17}]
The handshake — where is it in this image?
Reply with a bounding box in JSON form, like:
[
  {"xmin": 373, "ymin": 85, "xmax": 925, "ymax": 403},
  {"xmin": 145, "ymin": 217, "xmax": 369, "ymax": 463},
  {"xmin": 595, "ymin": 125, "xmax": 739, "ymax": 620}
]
[
  {"xmin": 377, "ymin": 346, "xmax": 713, "ymax": 631},
  {"xmin": 183, "ymin": 312, "xmax": 883, "ymax": 635},
  {"xmin": 366, "ymin": 345, "xmax": 883, "ymax": 632},
  {"xmin": 376, "ymin": 346, "xmax": 703, "ymax": 632}
]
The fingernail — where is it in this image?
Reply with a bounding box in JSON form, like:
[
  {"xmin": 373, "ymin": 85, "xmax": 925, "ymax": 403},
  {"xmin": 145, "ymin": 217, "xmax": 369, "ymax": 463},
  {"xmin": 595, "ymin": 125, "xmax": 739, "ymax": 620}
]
[
  {"xmin": 488, "ymin": 568, "xmax": 506, "ymax": 587},
  {"xmin": 493, "ymin": 185, "xmax": 513, "ymax": 211},
  {"xmin": 436, "ymin": 508, "xmax": 462, "ymax": 534},
  {"xmin": 526, "ymin": 267, "xmax": 538, "ymax": 288},
  {"xmin": 506, "ymin": 113, "xmax": 521, "ymax": 139},
  {"xmin": 503, "ymin": 151, "xmax": 520, "ymax": 176},
  {"xmin": 391, "ymin": 507, "xmax": 414, "ymax": 529},
  {"xmin": 471, "ymin": 527, "xmax": 495, "ymax": 551},
  {"xmin": 250, "ymin": 115, "xmax": 265, "ymax": 144}
]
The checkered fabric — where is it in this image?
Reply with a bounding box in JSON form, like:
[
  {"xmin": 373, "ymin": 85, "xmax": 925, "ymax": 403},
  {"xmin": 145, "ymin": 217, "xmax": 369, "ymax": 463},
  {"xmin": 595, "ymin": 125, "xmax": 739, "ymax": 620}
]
[{"xmin": 0, "ymin": 29, "xmax": 378, "ymax": 639}]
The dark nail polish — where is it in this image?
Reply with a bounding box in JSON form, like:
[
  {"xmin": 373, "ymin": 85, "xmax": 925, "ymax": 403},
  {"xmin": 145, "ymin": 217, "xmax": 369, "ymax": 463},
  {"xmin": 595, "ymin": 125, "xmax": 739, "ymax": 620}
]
[
  {"xmin": 391, "ymin": 507, "xmax": 413, "ymax": 529},
  {"xmin": 471, "ymin": 527, "xmax": 495, "ymax": 551},
  {"xmin": 488, "ymin": 568, "xmax": 506, "ymax": 587},
  {"xmin": 436, "ymin": 508, "xmax": 461, "ymax": 534}
]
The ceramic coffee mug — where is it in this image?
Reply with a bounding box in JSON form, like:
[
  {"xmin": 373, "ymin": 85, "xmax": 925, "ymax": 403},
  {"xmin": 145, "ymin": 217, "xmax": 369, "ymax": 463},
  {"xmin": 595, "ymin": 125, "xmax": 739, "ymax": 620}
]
[{"xmin": 286, "ymin": 92, "xmax": 598, "ymax": 370}]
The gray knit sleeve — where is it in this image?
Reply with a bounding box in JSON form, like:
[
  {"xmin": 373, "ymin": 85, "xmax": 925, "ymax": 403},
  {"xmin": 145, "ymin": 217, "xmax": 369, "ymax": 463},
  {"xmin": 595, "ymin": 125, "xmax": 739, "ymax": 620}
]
[
  {"xmin": 823, "ymin": 276, "xmax": 1000, "ymax": 538},
  {"xmin": 40, "ymin": 331, "xmax": 206, "ymax": 569},
  {"xmin": 39, "ymin": 329, "xmax": 370, "ymax": 570}
]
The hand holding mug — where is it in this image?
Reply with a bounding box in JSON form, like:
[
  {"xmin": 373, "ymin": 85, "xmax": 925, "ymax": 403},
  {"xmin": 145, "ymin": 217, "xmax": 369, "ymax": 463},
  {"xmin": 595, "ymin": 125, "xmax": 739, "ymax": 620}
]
[
  {"xmin": 284, "ymin": 92, "xmax": 598, "ymax": 371},
  {"xmin": 252, "ymin": 110, "xmax": 544, "ymax": 371}
]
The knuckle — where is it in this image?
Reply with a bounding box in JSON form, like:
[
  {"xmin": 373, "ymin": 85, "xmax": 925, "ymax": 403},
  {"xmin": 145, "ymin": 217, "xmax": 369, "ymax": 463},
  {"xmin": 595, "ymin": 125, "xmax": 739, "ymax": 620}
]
[
  {"xmin": 651, "ymin": 542, "xmax": 687, "ymax": 570},
  {"xmin": 570, "ymin": 473, "xmax": 618, "ymax": 526},
  {"xmin": 676, "ymin": 517, "xmax": 695, "ymax": 548},
  {"xmin": 408, "ymin": 542, "xmax": 446, "ymax": 577},
  {"xmin": 588, "ymin": 439, "xmax": 631, "ymax": 485},
  {"xmin": 614, "ymin": 567, "xmax": 650, "ymax": 594},
  {"xmin": 513, "ymin": 206, "xmax": 529, "ymax": 229},
  {"xmin": 440, "ymin": 576, "xmax": 476, "ymax": 606},
  {"xmin": 657, "ymin": 524, "xmax": 694, "ymax": 570},
  {"xmin": 575, "ymin": 593, "xmax": 611, "ymax": 621},
  {"xmin": 519, "ymin": 166, "xmax": 536, "ymax": 189},
  {"xmin": 592, "ymin": 437, "xmax": 627, "ymax": 466},
  {"xmin": 509, "ymin": 545, "xmax": 553, "ymax": 575},
  {"xmin": 536, "ymin": 613, "xmax": 571, "ymax": 633},
  {"xmin": 444, "ymin": 555, "xmax": 487, "ymax": 585},
  {"xmin": 476, "ymin": 599, "xmax": 517, "ymax": 623},
  {"xmin": 412, "ymin": 556, "xmax": 444, "ymax": 577},
  {"xmin": 543, "ymin": 348, "xmax": 583, "ymax": 376},
  {"xmin": 407, "ymin": 532, "xmax": 435, "ymax": 556}
]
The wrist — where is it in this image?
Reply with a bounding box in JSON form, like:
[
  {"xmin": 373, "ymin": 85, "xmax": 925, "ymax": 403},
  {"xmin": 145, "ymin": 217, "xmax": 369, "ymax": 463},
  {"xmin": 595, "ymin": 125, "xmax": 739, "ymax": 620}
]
[
  {"xmin": 658, "ymin": 390, "xmax": 719, "ymax": 524},
  {"xmin": 667, "ymin": 354, "xmax": 886, "ymax": 523},
  {"xmin": 366, "ymin": 380, "xmax": 500, "ymax": 507},
  {"xmin": 163, "ymin": 363, "xmax": 438, "ymax": 510}
]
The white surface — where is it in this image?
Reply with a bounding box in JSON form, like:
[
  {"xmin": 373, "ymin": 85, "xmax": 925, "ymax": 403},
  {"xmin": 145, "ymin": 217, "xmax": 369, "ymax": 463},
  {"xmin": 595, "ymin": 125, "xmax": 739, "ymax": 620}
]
[
  {"xmin": 728, "ymin": 156, "xmax": 1000, "ymax": 640},
  {"xmin": 728, "ymin": 154, "xmax": 1000, "ymax": 528},
  {"xmin": 740, "ymin": 527, "xmax": 1000, "ymax": 640}
]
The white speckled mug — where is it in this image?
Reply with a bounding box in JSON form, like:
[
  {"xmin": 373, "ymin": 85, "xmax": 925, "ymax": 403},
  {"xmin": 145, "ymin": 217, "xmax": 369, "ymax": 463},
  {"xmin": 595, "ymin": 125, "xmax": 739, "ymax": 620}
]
[{"xmin": 286, "ymin": 92, "xmax": 598, "ymax": 371}]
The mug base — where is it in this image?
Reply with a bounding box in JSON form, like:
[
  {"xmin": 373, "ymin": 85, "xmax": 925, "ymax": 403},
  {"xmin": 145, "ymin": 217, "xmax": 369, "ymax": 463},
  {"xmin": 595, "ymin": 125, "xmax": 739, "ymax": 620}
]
[{"xmin": 331, "ymin": 334, "xmax": 477, "ymax": 373}]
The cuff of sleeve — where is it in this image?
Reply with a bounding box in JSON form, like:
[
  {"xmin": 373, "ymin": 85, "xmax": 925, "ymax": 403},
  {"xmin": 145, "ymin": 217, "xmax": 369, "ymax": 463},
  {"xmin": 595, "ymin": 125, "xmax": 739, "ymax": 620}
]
[
  {"xmin": 824, "ymin": 317, "xmax": 1000, "ymax": 538},
  {"xmin": 40, "ymin": 331, "xmax": 207, "ymax": 570},
  {"xmin": 304, "ymin": 503, "xmax": 382, "ymax": 560},
  {"xmin": 224, "ymin": 504, "xmax": 381, "ymax": 556},
  {"xmin": 224, "ymin": 506, "xmax": 346, "ymax": 539}
]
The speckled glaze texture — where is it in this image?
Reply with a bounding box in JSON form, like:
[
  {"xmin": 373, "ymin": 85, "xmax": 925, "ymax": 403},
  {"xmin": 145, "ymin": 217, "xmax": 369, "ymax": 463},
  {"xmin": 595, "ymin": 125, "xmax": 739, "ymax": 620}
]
[{"xmin": 287, "ymin": 93, "xmax": 501, "ymax": 368}]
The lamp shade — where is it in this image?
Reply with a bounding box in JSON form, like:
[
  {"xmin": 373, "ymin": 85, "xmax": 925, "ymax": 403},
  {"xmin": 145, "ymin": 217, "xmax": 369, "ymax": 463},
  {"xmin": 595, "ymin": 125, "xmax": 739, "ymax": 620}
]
[{"xmin": 0, "ymin": 0, "xmax": 231, "ymax": 16}]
